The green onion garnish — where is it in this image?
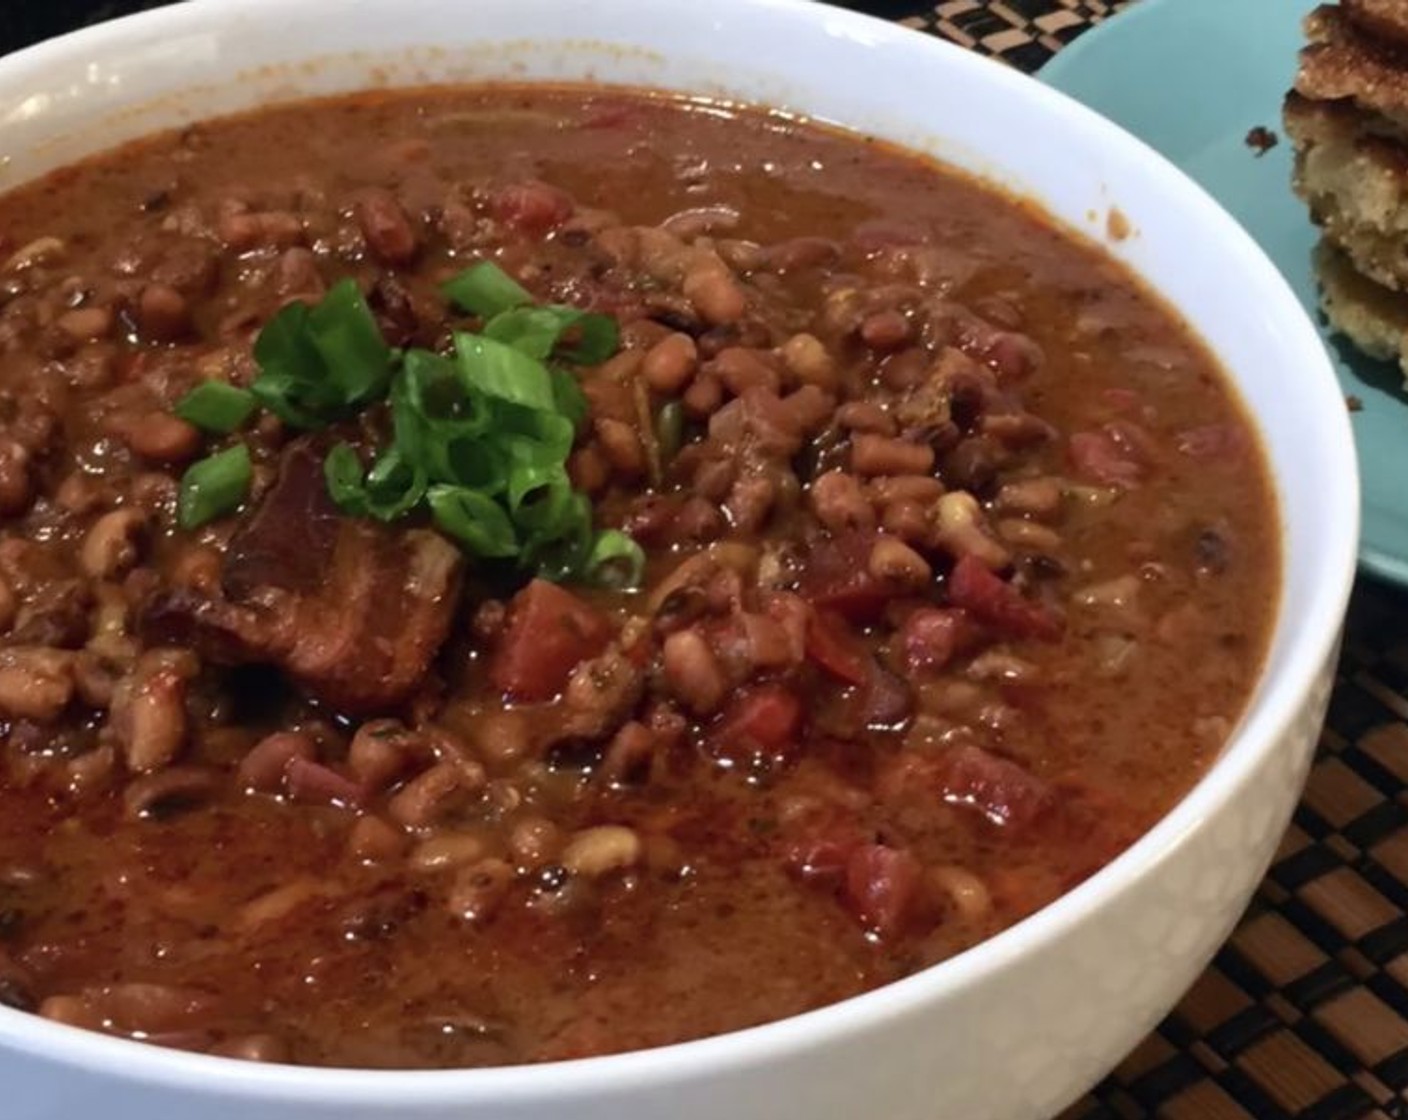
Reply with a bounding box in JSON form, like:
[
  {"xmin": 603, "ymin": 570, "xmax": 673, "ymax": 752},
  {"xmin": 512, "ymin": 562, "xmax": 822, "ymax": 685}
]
[
  {"xmin": 216, "ymin": 260, "xmax": 642, "ymax": 587},
  {"xmin": 174, "ymin": 381, "xmax": 258, "ymax": 434},
  {"xmin": 251, "ymin": 278, "xmax": 393, "ymax": 428},
  {"xmin": 441, "ymin": 260, "xmax": 533, "ymax": 319},
  {"xmin": 585, "ymin": 529, "xmax": 646, "ymax": 589},
  {"xmin": 177, "ymin": 443, "xmax": 252, "ymax": 530}
]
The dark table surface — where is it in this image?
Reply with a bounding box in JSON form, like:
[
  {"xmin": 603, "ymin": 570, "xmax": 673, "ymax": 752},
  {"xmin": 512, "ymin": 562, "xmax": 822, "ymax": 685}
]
[{"xmin": 6, "ymin": 3, "xmax": 1408, "ymax": 1119}]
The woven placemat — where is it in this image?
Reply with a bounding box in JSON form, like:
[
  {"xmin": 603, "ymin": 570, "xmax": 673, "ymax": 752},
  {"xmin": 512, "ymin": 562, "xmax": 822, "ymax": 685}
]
[{"xmin": 5, "ymin": 2, "xmax": 1408, "ymax": 1117}]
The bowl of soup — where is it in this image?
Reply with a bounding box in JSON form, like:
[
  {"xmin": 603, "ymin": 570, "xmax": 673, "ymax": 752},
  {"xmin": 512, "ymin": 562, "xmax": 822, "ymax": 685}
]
[{"xmin": 0, "ymin": 1, "xmax": 1357, "ymax": 1118}]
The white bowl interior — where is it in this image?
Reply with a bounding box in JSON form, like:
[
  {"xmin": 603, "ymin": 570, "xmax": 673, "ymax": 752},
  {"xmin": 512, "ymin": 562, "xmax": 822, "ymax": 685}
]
[{"xmin": 0, "ymin": 1, "xmax": 1359, "ymax": 1115}]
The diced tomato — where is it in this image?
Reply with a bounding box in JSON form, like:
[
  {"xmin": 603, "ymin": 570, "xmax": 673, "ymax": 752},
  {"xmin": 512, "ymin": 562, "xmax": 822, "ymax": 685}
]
[
  {"xmin": 938, "ymin": 744, "xmax": 1056, "ymax": 832},
  {"xmin": 844, "ymin": 844, "xmax": 922, "ymax": 937},
  {"xmin": 946, "ymin": 555, "xmax": 1061, "ymax": 641},
  {"xmin": 284, "ymin": 758, "xmax": 367, "ymax": 809},
  {"xmin": 800, "ymin": 531, "xmax": 902, "ymax": 623},
  {"xmin": 806, "ymin": 610, "xmax": 872, "ymax": 686},
  {"xmin": 784, "ymin": 831, "xmax": 860, "ymax": 884},
  {"xmin": 490, "ymin": 181, "xmax": 573, "ymax": 237},
  {"xmin": 708, "ymin": 684, "xmax": 804, "ymax": 767},
  {"xmin": 1069, "ymin": 429, "xmax": 1143, "ymax": 488},
  {"xmin": 899, "ymin": 607, "xmax": 981, "ymax": 671},
  {"xmin": 720, "ymin": 685, "xmax": 803, "ymax": 748},
  {"xmin": 488, "ymin": 579, "xmax": 613, "ymax": 702}
]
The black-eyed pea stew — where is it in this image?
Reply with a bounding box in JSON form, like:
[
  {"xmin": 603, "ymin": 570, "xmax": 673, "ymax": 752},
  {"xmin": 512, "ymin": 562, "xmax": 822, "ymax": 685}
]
[{"xmin": 0, "ymin": 85, "xmax": 1277, "ymax": 1068}]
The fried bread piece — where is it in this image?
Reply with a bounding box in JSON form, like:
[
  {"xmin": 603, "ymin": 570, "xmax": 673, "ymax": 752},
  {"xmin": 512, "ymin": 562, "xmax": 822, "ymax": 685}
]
[
  {"xmin": 1285, "ymin": 90, "xmax": 1408, "ymax": 291},
  {"xmin": 1297, "ymin": 4, "xmax": 1408, "ymax": 130},
  {"xmin": 1315, "ymin": 237, "xmax": 1408, "ymax": 381},
  {"xmin": 1344, "ymin": 0, "xmax": 1408, "ymax": 48}
]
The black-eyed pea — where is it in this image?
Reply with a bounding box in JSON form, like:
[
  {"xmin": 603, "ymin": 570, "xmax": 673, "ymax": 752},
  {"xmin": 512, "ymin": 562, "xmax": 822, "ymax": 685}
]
[
  {"xmin": 347, "ymin": 720, "xmax": 413, "ymax": 790},
  {"xmin": 0, "ymin": 440, "xmax": 33, "ymax": 517},
  {"xmin": 346, "ymin": 815, "xmax": 408, "ymax": 864},
  {"xmin": 642, "ymin": 332, "xmax": 699, "ymax": 394},
  {"xmin": 0, "ymin": 576, "xmax": 15, "ymax": 633},
  {"xmin": 868, "ymin": 536, "xmax": 933, "ymax": 589},
  {"xmin": 996, "ymin": 518, "xmax": 1063, "ymax": 554},
  {"xmin": 447, "ymin": 858, "xmax": 514, "ymax": 923},
  {"xmin": 809, "ymin": 470, "xmax": 876, "ymax": 534},
  {"xmin": 509, "ymin": 815, "xmax": 562, "ymax": 870},
  {"xmin": 112, "ymin": 412, "xmax": 201, "ymax": 466},
  {"xmin": 409, "ymin": 832, "xmax": 489, "ymax": 873},
  {"xmin": 995, "ymin": 476, "xmax": 1064, "ymax": 520},
  {"xmin": 387, "ymin": 760, "xmax": 484, "ymax": 829},
  {"xmin": 54, "ymin": 471, "xmax": 108, "ymax": 516},
  {"xmin": 0, "ymin": 647, "xmax": 73, "ymax": 721},
  {"xmin": 779, "ymin": 332, "xmax": 838, "ymax": 391},
  {"xmin": 927, "ymin": 865, "xmax": 992, "ymax": 923},
  {"xmin": 931, "ymin": 491, "xmax": 1011, "ymax": 570},
  {"xmin": 110, "ymin": 649, "xmax": 198, "ymax": 772},
  {"xmin": 682, "ymin": 373, "xmax": 723, "ymax": 418},
  {"xmin": 881, "ymin": 499, "xmax": 929, "ymax": 543},
  {"xmin": 836, "ymin": 401, "xmax": 897, "ymax": 436},
  {"xmin": 594, "ymin": 418, "xmax": 646, "ymax": 478},
  {"xmin": 851, "ymin": 433, "xmax": 934, "ymax": 477},
  {"xmin": 55, "ymin": 306, "xmax": 114, "ymax": 343},
  {"xmin": 561, "ymin": 825, "xmax": 642, "ymax": 878},
  {"xmin": 682, "ymin": 263, "xmax": 745, "ymax": 326},
  {"xmin": 136, "ymin": 284, "xmax": 190, "ymax": 342},
  {"xmin": 80, "ymin": 508, "xmax": 147, "ymax": 580}
]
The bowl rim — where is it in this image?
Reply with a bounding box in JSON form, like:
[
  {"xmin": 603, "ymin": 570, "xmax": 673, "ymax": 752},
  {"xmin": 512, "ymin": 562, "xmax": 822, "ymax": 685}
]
[{"xmin": 0, "ymin": 0, "xmax": 1360, "ymax": 1101}]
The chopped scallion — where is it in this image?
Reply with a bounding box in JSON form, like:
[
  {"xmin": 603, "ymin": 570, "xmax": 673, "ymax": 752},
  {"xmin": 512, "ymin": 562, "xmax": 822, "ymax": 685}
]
[
  {"xmin": 177, "ymin": 443, "xmax": 252, "ymax": 530},
  {"xmin": 174, "ymin": 381, "xmax": 257, "ymax": 434},
  {"xmin": 585, "ymin": 529, "xmax": 646, "ymax": 590},
  {"xmin": 234, "ymin": 258, "xmax": 638, "ymax": 585},
  {"xmin": 442, "ymin": 260, "xmax": 533, "ymax": 319}
]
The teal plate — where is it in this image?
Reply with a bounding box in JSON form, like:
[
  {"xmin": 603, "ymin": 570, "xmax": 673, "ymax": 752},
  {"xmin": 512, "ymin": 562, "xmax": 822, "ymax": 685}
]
[{"xmin": 1043, "ymin": 0, "xmax": 1408, "ymax": 586}]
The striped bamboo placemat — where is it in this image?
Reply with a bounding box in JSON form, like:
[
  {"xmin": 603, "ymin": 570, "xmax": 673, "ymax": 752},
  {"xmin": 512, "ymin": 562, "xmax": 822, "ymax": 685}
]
[{"xmin": 6, "ymin": 2, "xmax": 1408, "ymax": 1117}]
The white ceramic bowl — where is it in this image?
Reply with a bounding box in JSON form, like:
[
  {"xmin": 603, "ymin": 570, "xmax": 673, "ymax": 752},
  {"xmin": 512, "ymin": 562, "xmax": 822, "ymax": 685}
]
[{"xmin": 0, "ymin": 1, "xmax": 1359, "ymax": 1117}]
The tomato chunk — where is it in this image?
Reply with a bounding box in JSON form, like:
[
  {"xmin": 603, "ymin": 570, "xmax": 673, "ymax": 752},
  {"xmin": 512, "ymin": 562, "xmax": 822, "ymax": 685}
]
[
  {"xmin": 708, "ymin": 684, "xmax": 804, "ymax": 767},
  {"xmin": 938, "ymin": 744, "xmax": 1055, "ymax": 831},
  {"xmin": 1069, "ymin": 429, "xmax": 1143, "ymax": 487},
  {"xmin": 489, "ymin": 579, "xmax": 613, "ymax": 702},
  {"xmin": 785, "ymin": 833, "xmax": 859, "ymax": 884},
  {"xmin": 946, "ymin": 555, "xmax": 1061, "ymax": 641},
  {"xmin": 844, "ymin": 844, "xmax": 922, "ymax": 937},
  {"xmin": 491, "ymin": 181, "xmax": 573, "ymax": 237},
  {"xmin": 800, "ymin": 531, "xmax": 903, "ymax": 623},
  {"xmin": 806, "ymin": 610, "xmax": 871, "ymax": 685},
  {"xmin": 900, "ymin": 607, "xmax": 981, "ymax": 671}
]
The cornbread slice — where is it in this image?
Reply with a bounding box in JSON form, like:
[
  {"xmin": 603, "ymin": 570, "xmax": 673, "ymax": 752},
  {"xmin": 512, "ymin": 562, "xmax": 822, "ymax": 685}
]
[
  {"xmin": 1344, "ymin": 0, "xmax": 1408, "ymax": 48},
  {"xmin": 1297, "ymin": 4, "xmax": 1408, "ymax": 131},
  {"xmin": 1315, "ymin": 238, "xmax": 1408, "ymax": 380},
  {"xmin": 1285, "ymin": 91, "xmax": 1408, "ymax": 291}
]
